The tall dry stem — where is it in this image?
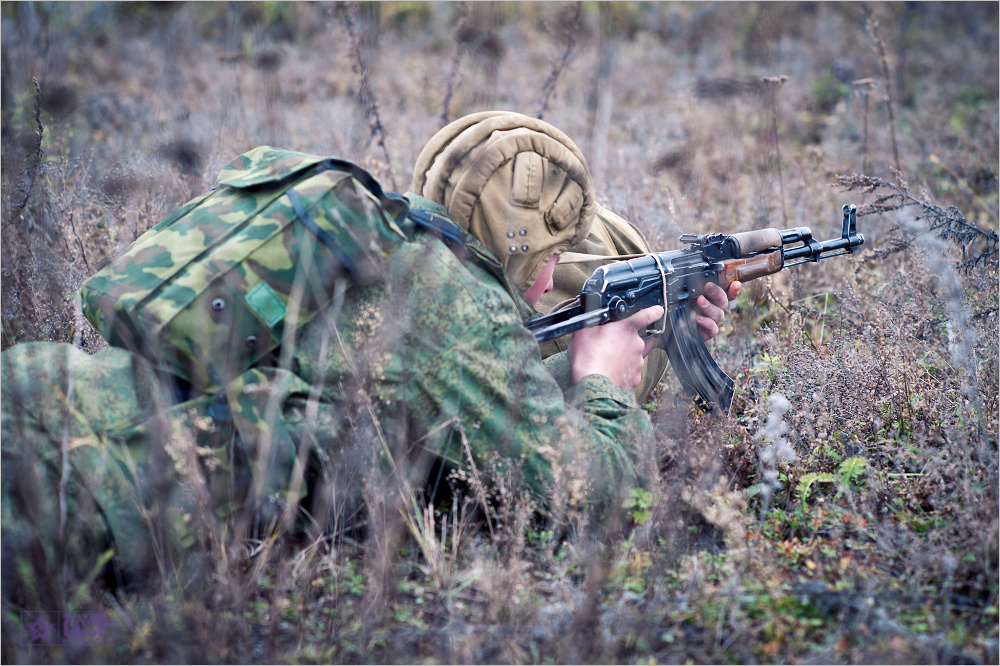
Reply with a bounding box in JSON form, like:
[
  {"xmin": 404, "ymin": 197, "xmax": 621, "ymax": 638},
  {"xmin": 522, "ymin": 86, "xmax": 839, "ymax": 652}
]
[
  {"xmin": 852, "ymin": 78, "xmax": 876, "ymax": 174},
  {"xmin": 258, "ymin": 51, "xmax": 284, "ymax": 147},
  {"xmin": 440, "ymin": 2, "xmax": 470, "ymax": 126},
  {"xmin": 3, "ymin": 78, "xmax": 44, "ymax": 231},
  {"xmin": 339, "ymin": 2, "xmax": 396, "ymax": 190},
  {"xmin": 57, "ymin": 337, "xmax": 77, "ymax": 562},
  {"xmin": 536, "ymin": 2, "xmax": 582, "ymax": 120},
  {"xmin": 864, "ymin": 12, "xmax": 903, "ymax": 175},
  {"xmin": 586, "ymin": 4, "xmax": 621, "ymax": 182},
  {"xmin": 761, "ymin": 75, "xmax": 789, "ymax": 225}
]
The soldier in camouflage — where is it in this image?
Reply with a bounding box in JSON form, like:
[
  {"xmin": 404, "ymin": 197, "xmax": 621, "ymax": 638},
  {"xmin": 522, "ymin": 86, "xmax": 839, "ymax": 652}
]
[{"xmin": 1, "ymin": 112, "xmax": 736, "ymax": 594}]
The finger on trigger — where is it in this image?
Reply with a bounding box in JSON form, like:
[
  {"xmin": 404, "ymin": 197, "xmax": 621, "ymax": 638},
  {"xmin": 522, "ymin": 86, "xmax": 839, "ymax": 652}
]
[{"xmin": 638, "ymin": 305, "xmax": 664, "ymax": 328}]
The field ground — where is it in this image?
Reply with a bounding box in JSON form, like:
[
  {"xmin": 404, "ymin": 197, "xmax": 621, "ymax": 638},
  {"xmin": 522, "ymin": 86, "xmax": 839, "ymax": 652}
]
[{"xmin": 1, "ymin": 2, "xmax": 998, "ymax": 664}]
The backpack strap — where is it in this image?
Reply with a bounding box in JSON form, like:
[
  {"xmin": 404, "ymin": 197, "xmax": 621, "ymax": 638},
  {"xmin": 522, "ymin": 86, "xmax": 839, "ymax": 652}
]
[
  {"xmin": 312, "ymin": 158, "xmax": 410, "ymax": 229},
  {"xmin": 283, "ymin": 158, "xmax": 511, "ymax": 294},
  {"xmin": 285, "ymin": 160, "xmax": 527, "ymax": 310},
  {"xmin": 284, "ymin": 158, "xmax": 410, "ymax": 283},
  {"xmin": 405, "ymin": 207, "xmax": 473, "ymax": 247},
  {"xmin": 285, "ymin": 187, "xmax": 362, "ymax": 281}
]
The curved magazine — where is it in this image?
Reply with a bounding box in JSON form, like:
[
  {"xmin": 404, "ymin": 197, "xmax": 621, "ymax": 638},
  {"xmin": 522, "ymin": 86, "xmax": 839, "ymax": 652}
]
[{"xmin": 662, "ymin": 301, "xmax": 735, "ymax": 412}]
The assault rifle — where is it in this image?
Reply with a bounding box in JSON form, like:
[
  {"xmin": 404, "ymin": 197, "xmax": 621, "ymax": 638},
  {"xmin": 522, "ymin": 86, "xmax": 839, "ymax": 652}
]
[{"xmin": 527, "ymin": 204, "xmax": 865, "ymax": 412}]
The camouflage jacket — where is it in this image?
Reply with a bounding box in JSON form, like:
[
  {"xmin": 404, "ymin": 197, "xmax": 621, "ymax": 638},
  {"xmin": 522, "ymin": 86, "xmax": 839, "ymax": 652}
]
[
  {"xmin": 2, "ymin": 199, "xmax": 653, "ymax": 582},
  {"xmin": 227, "ymin": 197, "xmax": 654, "ymax": 520}
]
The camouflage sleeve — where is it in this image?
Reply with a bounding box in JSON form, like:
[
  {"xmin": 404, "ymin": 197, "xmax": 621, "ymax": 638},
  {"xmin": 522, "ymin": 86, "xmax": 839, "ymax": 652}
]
[
  {"xmin": 542, "ymin": 351, "xmax": 644, "ymax": 445},
  {"xmin": 541, "ymin": 349, "xmax": 573, "ymax": 392},
  {"xmin": 390, "ymin": 238, "xmax": 653, "ymax": 506},
  {"xmin": 1, "ymin": 342, "xmax": 167, "ymax": 438},
  {"xmin": 1, "ymin": 342, "xmax": 177, "ymax": 583}
]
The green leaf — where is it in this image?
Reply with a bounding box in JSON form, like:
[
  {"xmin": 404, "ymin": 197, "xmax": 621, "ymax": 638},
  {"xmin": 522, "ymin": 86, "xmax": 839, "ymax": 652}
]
[
  {"xmin": 622, "ymin": 488, "xmax": 656, "ymax": 524},
  {"xmin": 837, "ymin": 457, "xmax": 868, "ymax": 487},
  {"xmin": 797, "ymin": 472, "xmax": 835, "ymax": 501}
]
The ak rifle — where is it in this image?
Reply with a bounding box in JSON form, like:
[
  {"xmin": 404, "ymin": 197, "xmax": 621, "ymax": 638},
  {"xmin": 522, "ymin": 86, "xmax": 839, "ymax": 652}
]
[{"xmin": 527, "ymin": 204, "xmax": 865, "ymax": 412}]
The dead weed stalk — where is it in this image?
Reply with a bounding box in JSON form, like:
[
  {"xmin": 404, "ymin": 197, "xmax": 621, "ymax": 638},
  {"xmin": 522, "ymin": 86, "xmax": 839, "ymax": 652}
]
[
  {"xmin": 536, "ymin": 2, "xmax": 582, "ymax": 120},
  {"xmin": 761, "ymin": 75, "xmax": 789, "ymax": 225},
  {"xmin": 440, "ymin": 2, "xmax": 470, "ymax": 126},
  {"xmin": 2, "ymin": 78, "xmax": 44, "ymax": 231},
  {"xmin": 863, "ymin": 9, "xmax": 903, "ymax": 175},
  {"xmin": 852, "ymin": 78, "xmax": 876, "ymax": 174},
  {"xmin": 338, "ymin": 2, "xmax": 396, "ymax": 190}
]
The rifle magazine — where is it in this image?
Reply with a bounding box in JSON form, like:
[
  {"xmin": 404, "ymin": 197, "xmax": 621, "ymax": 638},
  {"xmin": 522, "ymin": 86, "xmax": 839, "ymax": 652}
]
[{"xmin": 663, "ymin": 301, "xmax": 734, "ymax": 412}]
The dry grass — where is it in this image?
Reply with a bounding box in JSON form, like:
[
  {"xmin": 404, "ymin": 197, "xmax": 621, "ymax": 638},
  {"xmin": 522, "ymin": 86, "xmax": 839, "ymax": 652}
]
[{"xmin": 2, "ymin": 2, "xmax": 997, "ymax": 664}]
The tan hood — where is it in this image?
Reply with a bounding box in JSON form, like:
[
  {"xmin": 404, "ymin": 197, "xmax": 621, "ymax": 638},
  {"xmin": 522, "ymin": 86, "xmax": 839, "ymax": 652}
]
[{"xmin": 413, "ymin": 111, "xmax": 595, "ymax": 291}]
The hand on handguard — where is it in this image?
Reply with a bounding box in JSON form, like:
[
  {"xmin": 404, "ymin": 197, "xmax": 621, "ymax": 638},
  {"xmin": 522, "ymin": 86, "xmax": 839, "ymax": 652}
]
[{"xmin": 694, "ymin": 281, "xmax": 741, "ymax": 341}]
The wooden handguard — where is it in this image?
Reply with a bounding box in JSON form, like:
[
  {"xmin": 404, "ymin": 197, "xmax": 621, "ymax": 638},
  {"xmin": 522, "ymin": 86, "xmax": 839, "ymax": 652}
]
[
  {"xmin": 731, "ymin": 228, "xmax": 783, "ymax": 254},
  {"xmin": 719, "ymin": 250, "xmax": 784, "ymax": 290}
]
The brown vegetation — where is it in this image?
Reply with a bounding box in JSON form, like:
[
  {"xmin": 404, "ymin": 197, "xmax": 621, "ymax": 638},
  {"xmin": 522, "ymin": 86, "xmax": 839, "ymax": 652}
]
[{"xmin": 1, "ymin": 2, "xmax": 997, "ymax": 663}]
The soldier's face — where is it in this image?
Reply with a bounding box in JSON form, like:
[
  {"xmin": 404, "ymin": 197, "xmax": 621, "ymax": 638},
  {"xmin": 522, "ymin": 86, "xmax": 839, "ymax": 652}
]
[{"xmin": 523, "ymin": 254, "xmax": 560, "ymax": 307}]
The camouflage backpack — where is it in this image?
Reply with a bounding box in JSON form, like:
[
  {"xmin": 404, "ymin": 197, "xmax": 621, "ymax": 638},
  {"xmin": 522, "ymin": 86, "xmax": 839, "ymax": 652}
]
[{"xmin": 80, "ymin": 146, "xmax": 417, "ymax": 392}]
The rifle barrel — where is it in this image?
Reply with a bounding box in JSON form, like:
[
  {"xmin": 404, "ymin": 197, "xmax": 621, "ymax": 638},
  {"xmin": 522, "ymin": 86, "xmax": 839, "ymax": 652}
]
[{"xmin": 779, "ymin": 204, "xmax": 864, "ymax": 265}]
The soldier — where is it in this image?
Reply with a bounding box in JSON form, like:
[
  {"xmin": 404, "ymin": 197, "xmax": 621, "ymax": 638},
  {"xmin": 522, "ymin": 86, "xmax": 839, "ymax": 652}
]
[
  {"xmin": 1, "ymin": 112, "xmax": 737, "ymax": 595},
  {"xmin": 422, "ymin": 112, "xmax": 739, "ymax": 405}
]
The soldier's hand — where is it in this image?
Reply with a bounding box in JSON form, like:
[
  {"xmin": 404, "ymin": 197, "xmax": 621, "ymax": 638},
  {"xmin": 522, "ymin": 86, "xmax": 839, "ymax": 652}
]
[
  {"xmin": 568, "ymin": 305, "xmax": 665, "ymax": 390},
  {"xmin": 695, "ymin": 281, "xmax": 741, "ymax": 341}
]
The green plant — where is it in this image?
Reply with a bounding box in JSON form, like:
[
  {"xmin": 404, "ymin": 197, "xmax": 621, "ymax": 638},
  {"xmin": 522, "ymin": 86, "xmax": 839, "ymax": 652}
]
[
  {"xmin": 836, "ymin": 456, "xmax": 867, "ymax": 488},
  {"xmin": 811, "ymin": 72, "xmax": 848, "ymax": 115},
  {"xmin": 797, "ymin": 457, "xmax": 867, "ymax": 501},
  {"xmin": 622, "ymin": 488, "xmax": 656, "ymax": 525},
  {"xmin": 754, "ymin": 352, "xmax": 784, "ymax": 383}
]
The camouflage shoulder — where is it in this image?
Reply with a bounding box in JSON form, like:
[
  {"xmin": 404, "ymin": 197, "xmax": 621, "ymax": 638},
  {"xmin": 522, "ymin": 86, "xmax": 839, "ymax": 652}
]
[{"xmin": 402, "ymin": 192, "xmax": 532, "ymax": 319}]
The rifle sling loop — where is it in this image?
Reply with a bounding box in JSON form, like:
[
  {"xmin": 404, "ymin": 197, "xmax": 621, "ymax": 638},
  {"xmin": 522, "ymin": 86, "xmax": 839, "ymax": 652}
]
[
  {"xmin": 558, "ymin": 251, "xmax": 648, "ymax": 264},
  {"xmin": 647, "ymin": 252, "xmax": 669, "ymax": 336},
  {"xmin": 548, "ymin": 295, "xmax": 580, "ymax": 313}
]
